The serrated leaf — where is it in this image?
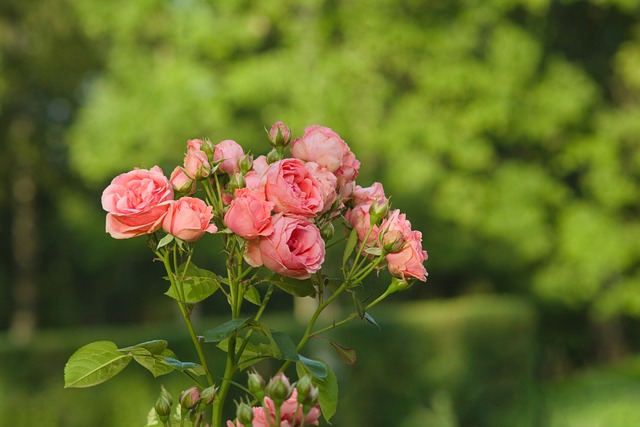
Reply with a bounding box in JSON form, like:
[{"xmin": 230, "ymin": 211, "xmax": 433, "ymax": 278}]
[
  {"xmin": 203, "ymin": 318, "xmax": 249, "ymax": 342},
  {"xmin": 273, "ymin": 278, "xmax": 316, "ymax": 298},
  {"xmin": 327, "ymin": 339, "xmax": 358, "ymax": 366},
  {"xmin": 298, "ymin": 355, "xmax": 327, "ymax": 379},
  {"xmin": 64, "ymin": 341, "xmax": 132, "ymax": 388},
  {"xmin": 343, "ymin": 228, "xmax": 359, "ymax": 267},
  {"xmin": 244, "ymin": 286, "xmax": 261, "ymax": 305},
  {"xmin": 315, "ymin": 361, "xmax": 338, "ymax": 422},
  {"xmin": 165, "ymin": 263, "xmax": 219, "ymax": 303}
]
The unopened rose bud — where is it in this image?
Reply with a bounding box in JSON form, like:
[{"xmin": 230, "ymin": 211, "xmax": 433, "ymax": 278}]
[
  {"xmin": 320, "ymin": 221, "xmax": 334, "ymax": 240},
  {"xmin": 236, "ymin": 401, "xmax": 254, "ymax": 425},
  {"xmin": 170, "ymin": 166, "xmax": 196, "ymax": 195},
  {"xmin": 386, "ymin": 277, "xmax": 412, "ymax": 294},
  {"xmin": 265, "ymin": 373, "xmax": 292, "ymax": 404},
  {"xmin": 369, "ymin": 198, "xmax": 389, "ymax": 224},
  {"xmin": 238, "ymin": 154, "xmax": 253, "ymax": 175},
  {"xmin": 199, "ymin": 385, "xmax": 218, "ymax": 407},
  {"xmin": 154, "ymin": 386, "xmax": 173, "ymax": 422},
  {"xmin": 248, "ymin": 371, "xmax": 265, "ymax": 401},
  {"xmin": 179, "ymin": 386, "xmax": 200, "ymax": 411},
  {"xmin": 229, "ymin": 172, "xmax": 246, "ymax": 191},
  {"xmin": 381, "ymin": 230, "xmax": 405, "ymax": 253},
  {"xmin": 201, "ymin": 139, "xmax": 216, "ymax": 159},
  {"xmin": 267, "ymin": 121, "xmax": 292, "ymax": 148},
  {"xmin": 296, "ymin": 376, "xmax": 313, "ymax": 404}
]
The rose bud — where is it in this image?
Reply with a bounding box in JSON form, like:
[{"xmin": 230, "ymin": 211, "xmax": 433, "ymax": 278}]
[
  {"xmin": 179, "ymin": 386, "xmax": 201, "ymax": 411},
  {"xmin": 267, "ymin": 121, "xmax": 292, "ymax": 148}
]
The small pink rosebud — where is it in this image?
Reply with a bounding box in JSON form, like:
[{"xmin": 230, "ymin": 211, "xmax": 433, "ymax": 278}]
[
  {"xmin": 179, "ymin": 386, "xmax": 200, "ymax": 411},
  {"xmin": 238, "ymin": 154, "xmax": 253, "ymax": 175},
  {"xmin": 199, "ymin": 385, "xmax": 218, "ymax": 407},
  {"xmin": 248, "ymin": 371, "xmax": 266, "ymax": 401},
  {"xmin": 170, "ymin": 166, "xmax": 196, "ymax": 195},
  {"xmin": 368, "ymin": 198, "xmax": 389, "ymax": 224},
  {"xmin": 381, "ymin": 229, "xmax": 405, "ymax": 253},
  {"xmin": 268, "ymin": 121, "xmax": 292, "ymax": 148},
  {"xmin": 265, "ymin": 373, "xmax": 292, "ymax": 404},
  {"xmin": 184, "ymin": 139, "xmax": 212, "ymax": 180}
]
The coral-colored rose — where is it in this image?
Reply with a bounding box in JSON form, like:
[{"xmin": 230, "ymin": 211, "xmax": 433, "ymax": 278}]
[
  {"xmin": 290, "ymin": 126, "xmax": 349, "ymax": 172},
  {"xmin": 162, "ymin": 197, "xmax": 217, "ymax": 242},
  {"xmin": 352, "ymin": 182, "xmax": 387, "ymax": 207},
  {"xmin": 184, "ymin": 139, "xmax": 211, "ymax": 179},
  {"xmin": 344, "ymin": 205, "xmax": 379, "ymax": 249},
  {"xmin": 334, "ymin": 149, "xmax": 360, "ymax": 189},
  {"xmin": 381, "ymin": 210, "xmax": 428, "ymax": 281},
  {"xmin": 245, "ymin": 214, "xmax": 325, "ymax": 279},
  {"xmin": 224, "ymin": 188, "xmax": 275, "ymax": 239},
  {"xmin": 305, "ymin": 162, "xmax": 338, "ymax": 213},
  {"xmin": 102, "ymin": 166, "xmax": 173, "ymax": 239},
  {"xmin": 169, "ymin": 166, "xmax": 195, "ymax": 194},
  {"xmin": 214, "ymin": 139, "xmax": 244, "ymax": 175},
  {"xmin": 262, "ymin": 159, "xmax": 324, "ymax": 217}
]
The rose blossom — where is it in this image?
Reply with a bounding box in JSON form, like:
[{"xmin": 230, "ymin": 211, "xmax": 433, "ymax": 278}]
[
  {"xmin": 381, "ymin": 209, "xmax": 428, "ymax": 281},
  {"xmin": 344, "ymin": 182, "xmax": 388, "ymax": 248},
  {"xmin": 162, "ymin": 197, "xmax": 218, "ymax": 242},
  {"xmin": 184, "ymin": 139, "xmax": 211, "ymax": 179},
  {"xmin": 245, "ymin": 214, "xmax": 325, "ymax": 279},
  {"xmin": 102, "ymin": 166, "xmax": 173, "ymax": 239},
  {"xmin": 214, "ymin": 139, "xmax": 244, "ymax": 175},
  {"xmin": 262, "ymin": 159, "xmax": 324, "ymax": 217},
  {"xmin": 305, "ymin": 162, "xmax": 338, "ymax": 213},
  {"xmin": 290, "ymin": 125, "xmax": 350, "ymax": 172},
  {"xmin": 224, "ymin": 188, "xmax": 275, "ymax": 239},
  {"xmin": 227, "ymin": 390, "xmax": 320, "ymax": 427}
]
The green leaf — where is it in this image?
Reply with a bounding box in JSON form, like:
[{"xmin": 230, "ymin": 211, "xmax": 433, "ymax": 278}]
[
  {"xmin": 156, "ymin": 234, "xmax": 174, "ymax": 249},
  {"xmin": 364, "ymin": 247, "xmax": 383, "ymax": 256},
  {"xmin": 244, "ymin": 286, "xmax": 261, "ymax": 305},
  {"xmin": 271, "ymin": 331, "xmax": 299, "ymax": 361},
  {"xmin": 327, "ymin": 339, "xmax": 358, "ymax": 366},
  {"xmin": 317, "ymin": 362, "xmax": 339, "ymax": 422},
  {"xmin": 364, "ymin": 312, "xmax": 380, "ymax": 330},
  {"xmin": 162, "ymin": 357, "xmax": 205, "ymax": 376},
  {"xmin": 343, "ymin": 228, "xmax": 359, "ymax": 267},
  {"xmin": 64, "ymin": 341, "xmax": 132, "ymax": 388},
  {"xmin": 298, "ymin": 355, "xmax": 327, "ymax": 379},
  {"xmin": 133, "ymin": 348, "xmax": 176, "ymax": 378},
  {"xmin": 165, "ymin": 263, "xmax": 220, "ymax": 303},
  {"xmin": 272, "ymin": 278, "xmax": 316, "ymax": 298},
  {"xmin": 203, "ymin": 318, "xmax": 249, "ymax": 342},
  {"xmin": 120, "ymin": 340, "xmax": 168, "ymax": 355}
]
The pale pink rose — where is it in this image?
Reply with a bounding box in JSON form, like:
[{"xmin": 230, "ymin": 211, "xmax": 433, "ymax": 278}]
[
  {"xmin": 305, "ymin": 162, "xmax": 338, "ymax": 213},
  {"xmin": 344, "ymin": 205, "xmax": 379, "ymax": 249},
  {"xmin": 102, "ymin": 166, "xmax": 173, "ymax": 239},
  {"xmin": 262, "ymin": 159, "xmax": 324, "ymax": 217},
  {"xmin": 245, "ymin": 155, "xmax": 270, "ymax": 189},
  {"xmin": 183, "ymin": 139, "xmax": 211, "ymax": 179},
  {"xmin": 381, "ymin": 210, "xmax": 427, "ymax": 281},
  {"xmin": 214, "ymin": 139, "xmax": 244, "ymax": 175},
  {"xmin": 162, "ymin": 197, "xmax": 217, "ymax": 242},
  {"xmin": 224, "ymin": 188, "xmax": 275, "ymax": 239},
  {"xmin": 245, "ymin": 214, "xmax": 325, "ymax": 279},
  {"xmin": 290, "ymin": 125, "xmax": 349, "ymax": 172},
  {"xmin": 280, "ymin": 390, "xmax": 321, "ymax": 426},
  {"xmin": 334, "ymin": 149, "xmax": 360, "ymax": 189},
  {"xmin": 352, "ymin": 182, "xmax": 387, "ymax": 207},
  {"xmin": 169, "ymin": 166, "xmax": 195, "ymax": 194}
]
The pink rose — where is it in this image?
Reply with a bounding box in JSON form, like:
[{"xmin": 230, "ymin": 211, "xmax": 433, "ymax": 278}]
[
  {"xmin": 280, "ymin": 390, "xmax": 321, "ymax": 426},
  {"xmin": 169, "ymin": 166, "xmax": 195, "ymax": 194},
  {"xmin": 268, "ymin": 121, "xmax": 292, "ymax": 147},
  {"xmin": 183, "ymin": 139, "xmax": 211, "ymax": 179},
  {"xmin": 334, "ymin": 149, "xmax": 360, "ymax": 190},
  {"xmin": 344, "ymin": 205, "xmax": 379, "ymax": 249},
  {"xmin": 381, "ymin": 210, "xmax": 428, "ymax": 281},
  {"xmin": 102, "ymin": 166, "xmax": 173, "ymax": 239},
  {"xmin": 352, "ymin": 182, "xmax": 387, "ymax": 207},
  {"xmin": 305, "ymin": 162, "xmax": 338, "ymax": 213},
  {"xmin": 214, "ymin": 139, "xmax": 244, "ymax": 175},
  {"xmin": 162, "ymin": 197, "xmax": 217, "ymax": 242},
  {"xmin": 262, "ymin": 159, "xmax": 324, "ymax": 217},
  {"xmin": 290, "ymin": 126, "xmax": 350, "ymax": 172},
  {"xmin": 245, "ymin": 214, "xmax": 325, "ymax": 279},
  {"xmin": 224, "ymin": 188, "xmax": 275, "ymax": 239}
]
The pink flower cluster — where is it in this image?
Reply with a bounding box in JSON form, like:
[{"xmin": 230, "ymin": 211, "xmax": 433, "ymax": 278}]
[
  {"xmin": 100, "ymin": 122, "xmax": 427, "ymax": 282},
  {"xmin": 101, "ymin": 166, "xmax": 217, "ymax": 242}
]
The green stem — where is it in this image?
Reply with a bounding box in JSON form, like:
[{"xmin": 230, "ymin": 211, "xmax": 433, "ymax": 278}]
[{"xmin": 158, "ymin": 249, "xmax": 215, "ymax": 387}]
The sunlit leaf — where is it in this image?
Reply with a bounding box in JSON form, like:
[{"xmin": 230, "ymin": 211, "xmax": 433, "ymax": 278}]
[{"xmin": 64, "ymin": 341, "xmax": 132, "ymax": 388}]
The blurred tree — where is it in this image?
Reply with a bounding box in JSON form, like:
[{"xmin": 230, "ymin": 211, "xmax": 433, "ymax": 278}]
[{"xmin": 66, "ymin": 0, "xmax": 640, "ymax": 322}]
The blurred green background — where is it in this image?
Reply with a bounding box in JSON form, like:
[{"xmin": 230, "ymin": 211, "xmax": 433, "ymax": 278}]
[{"xmin": 2, "ymin": 0, "xmax": 640, "ymax": 425}]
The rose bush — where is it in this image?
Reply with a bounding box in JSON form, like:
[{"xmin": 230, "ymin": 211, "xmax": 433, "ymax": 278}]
[{"xmin": 67, "ymin": 122, "xmax": 427, "ymax": 427}]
